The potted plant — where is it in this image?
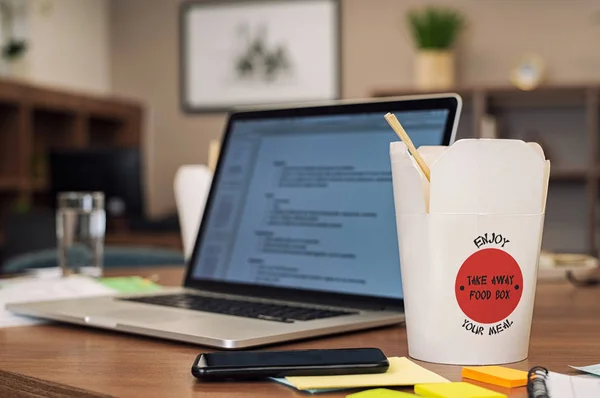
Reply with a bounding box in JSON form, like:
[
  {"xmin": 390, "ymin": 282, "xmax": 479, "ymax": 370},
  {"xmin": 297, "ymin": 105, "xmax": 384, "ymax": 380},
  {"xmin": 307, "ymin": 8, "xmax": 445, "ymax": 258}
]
[
  {"xmin": 407, "ymin": 6, "xmax": 465, "ymax": 90},
  {"xmin": 0, "ymin": 0, "xmax": 29, "ymax": 78}
]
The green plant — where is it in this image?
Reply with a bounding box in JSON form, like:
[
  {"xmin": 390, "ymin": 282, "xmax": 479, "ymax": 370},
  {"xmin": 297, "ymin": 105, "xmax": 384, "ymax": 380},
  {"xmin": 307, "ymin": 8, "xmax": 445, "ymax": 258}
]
[
  {"xmin": 407, "ymin": 7, "xmax": 465, "ymax": 50},
  {"xmin": 2, "ymin": 39, "xmax": 27, "ymax": 60},
  {"xmin": 0, "ymin": 0, "xmax": 29, "ymax": 61}
]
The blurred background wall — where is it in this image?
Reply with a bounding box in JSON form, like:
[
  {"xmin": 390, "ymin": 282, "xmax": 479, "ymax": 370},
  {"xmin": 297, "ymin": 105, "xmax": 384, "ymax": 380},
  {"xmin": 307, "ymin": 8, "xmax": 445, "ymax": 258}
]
[
  {"xmin": 108, "ymin": 0, "xmax": 600, "ymax": 217},
  {"xmin": 29, "ymin": 0, "xmax": 110, "ymax": 93},
  {"xmin": 12, "ymin": 0, "xmax": 599, "ymax": 216}
]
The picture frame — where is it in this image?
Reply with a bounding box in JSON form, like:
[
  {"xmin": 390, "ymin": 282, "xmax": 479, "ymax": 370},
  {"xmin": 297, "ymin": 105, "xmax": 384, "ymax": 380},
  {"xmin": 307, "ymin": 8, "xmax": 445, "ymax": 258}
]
[{"xmin": 180, "ymin": 0, "xmax": 341, "ymax": 113}]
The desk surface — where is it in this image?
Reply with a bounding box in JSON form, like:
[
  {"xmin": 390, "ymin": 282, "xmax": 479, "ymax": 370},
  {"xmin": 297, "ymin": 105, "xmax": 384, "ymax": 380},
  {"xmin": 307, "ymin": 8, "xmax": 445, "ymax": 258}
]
[{"xmin": 1, "ymin": 267, "xmax": 599, "ymax": 398}]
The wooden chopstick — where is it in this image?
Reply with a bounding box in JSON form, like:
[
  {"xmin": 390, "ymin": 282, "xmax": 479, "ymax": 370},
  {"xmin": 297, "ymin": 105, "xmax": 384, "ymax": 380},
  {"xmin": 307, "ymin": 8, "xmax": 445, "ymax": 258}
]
[{"xmin": 384, "ymin": 112, "xmax": 431, "ymax": 181}]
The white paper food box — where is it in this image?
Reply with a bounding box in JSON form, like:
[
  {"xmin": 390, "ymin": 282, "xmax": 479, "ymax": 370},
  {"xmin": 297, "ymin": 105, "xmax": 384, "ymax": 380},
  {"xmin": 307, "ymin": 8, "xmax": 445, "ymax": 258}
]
[{"xmin": 390, "ymin": 139, "xmax": 550, "ymax": 365}]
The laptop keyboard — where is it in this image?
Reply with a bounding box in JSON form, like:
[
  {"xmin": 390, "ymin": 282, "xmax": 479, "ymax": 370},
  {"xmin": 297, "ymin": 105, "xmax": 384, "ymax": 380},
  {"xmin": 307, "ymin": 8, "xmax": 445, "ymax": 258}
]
[{"xmin": 121, "ymin": 293, "xmax": 358, "ymax": 323}]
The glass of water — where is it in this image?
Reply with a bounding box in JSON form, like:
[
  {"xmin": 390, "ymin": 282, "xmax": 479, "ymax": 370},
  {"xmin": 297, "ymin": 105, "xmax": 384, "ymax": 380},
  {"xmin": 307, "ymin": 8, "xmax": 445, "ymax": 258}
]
[{"xmin": 56, "ymin": 192, "xmax": 106, "ymax": 277}]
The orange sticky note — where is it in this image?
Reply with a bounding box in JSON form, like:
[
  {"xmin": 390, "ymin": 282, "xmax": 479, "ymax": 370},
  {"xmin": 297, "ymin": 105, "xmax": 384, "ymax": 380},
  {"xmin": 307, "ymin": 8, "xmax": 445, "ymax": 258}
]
[{"xmin": 461, "ymin": 366, "xmax": 528, "ymax": 388}]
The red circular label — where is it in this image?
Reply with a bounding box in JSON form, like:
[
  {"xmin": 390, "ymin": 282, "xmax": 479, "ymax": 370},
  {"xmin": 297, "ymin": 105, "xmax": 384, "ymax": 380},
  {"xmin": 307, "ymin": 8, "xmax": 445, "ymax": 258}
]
[{"xmin": 455, "ymin": 248, "xmax": 523, "ymax": 324}]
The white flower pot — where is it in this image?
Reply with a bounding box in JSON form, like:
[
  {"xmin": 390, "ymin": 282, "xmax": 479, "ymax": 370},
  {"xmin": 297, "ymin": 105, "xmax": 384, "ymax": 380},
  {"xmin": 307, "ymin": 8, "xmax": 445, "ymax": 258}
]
[{"xmin": 415, "ymin": 50, "xmax": 455, "ymax": 91}]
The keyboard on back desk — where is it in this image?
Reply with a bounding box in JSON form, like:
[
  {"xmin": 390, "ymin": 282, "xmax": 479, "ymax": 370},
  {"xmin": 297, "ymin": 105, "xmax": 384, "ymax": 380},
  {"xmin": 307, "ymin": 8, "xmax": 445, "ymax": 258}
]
[{"xmin": 121, "ymin": 293, "xmax": 358, "ymax": 323}]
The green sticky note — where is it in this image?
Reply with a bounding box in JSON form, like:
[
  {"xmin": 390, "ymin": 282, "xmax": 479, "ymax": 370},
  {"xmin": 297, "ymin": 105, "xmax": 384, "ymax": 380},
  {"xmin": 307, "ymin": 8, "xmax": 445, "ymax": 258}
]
[
  {"xmin": 414, "ymin": 382, "xmax": 506, "ymax": 398},
  {"xmin": 99, "ymin": 276, "xmax": 162, "ymax": 293},
  {"xmin": 346, "ymin": 388, "xmax": 417, "ymax": 398}
]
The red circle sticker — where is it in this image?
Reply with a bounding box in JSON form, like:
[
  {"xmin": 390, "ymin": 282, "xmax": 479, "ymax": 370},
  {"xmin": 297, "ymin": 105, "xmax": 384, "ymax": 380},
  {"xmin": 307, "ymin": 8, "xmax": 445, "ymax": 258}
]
[{"xmin": 455, "ymin": 248, "xmax": 523, "ymax": 324}]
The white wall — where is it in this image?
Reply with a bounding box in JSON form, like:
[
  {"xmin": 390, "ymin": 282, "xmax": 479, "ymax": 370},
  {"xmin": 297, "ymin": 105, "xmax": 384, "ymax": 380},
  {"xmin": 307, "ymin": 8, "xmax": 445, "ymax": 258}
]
[{"xmin": 27, "ymin": 0, "xmax": 110, "ymax": 94}]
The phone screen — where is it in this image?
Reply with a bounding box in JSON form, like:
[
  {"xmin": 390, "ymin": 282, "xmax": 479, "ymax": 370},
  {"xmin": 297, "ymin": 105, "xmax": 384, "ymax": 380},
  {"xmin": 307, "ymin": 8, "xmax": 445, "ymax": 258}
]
[{"xmin": 203, "ymin": 348, "xmax": 386, "ymax": 368}]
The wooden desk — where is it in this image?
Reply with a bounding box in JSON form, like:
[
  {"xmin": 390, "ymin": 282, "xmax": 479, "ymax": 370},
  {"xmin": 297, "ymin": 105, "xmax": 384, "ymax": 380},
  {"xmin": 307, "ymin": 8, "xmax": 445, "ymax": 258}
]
[{"xmin": 1, "ymin": 268, "xmax": 599, "ymax": 398}]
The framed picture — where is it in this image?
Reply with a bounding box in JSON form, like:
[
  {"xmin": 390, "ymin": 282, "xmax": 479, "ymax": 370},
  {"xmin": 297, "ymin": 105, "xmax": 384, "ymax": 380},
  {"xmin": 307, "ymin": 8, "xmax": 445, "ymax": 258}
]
[{"xmin": 180, "ymin": 0, "xmax": 340, "ymax": 113}]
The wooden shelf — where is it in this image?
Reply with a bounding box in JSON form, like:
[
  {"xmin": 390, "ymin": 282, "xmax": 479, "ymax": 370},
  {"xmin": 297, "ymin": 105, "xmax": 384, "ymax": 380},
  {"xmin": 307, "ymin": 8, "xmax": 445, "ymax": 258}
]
[
  {"xmin": 0, "ymin": 177, "xmax": 21, "ymax": 190},
  {"xmin": 30, "ymin": 179, "xmax": 48, "ymax": 192},
  {"xmin": 372, "ymin": 83, "xmax": 595, "ymax": 97},
  {"xmin": 375, "ymin": 84, "xmax": 595, "ymax": 110},
  {"xmin": 0, "ymin": 77, "xmax": 144, "ymax": 248},
  {"xmin": 550, "ymin": 168, "xmax": 589, "ymax": 181}
]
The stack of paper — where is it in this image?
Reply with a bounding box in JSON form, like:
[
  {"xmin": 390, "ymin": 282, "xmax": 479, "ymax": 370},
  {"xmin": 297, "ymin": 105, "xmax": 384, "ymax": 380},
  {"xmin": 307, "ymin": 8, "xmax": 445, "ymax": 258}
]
[
  {"xmin": 0, "ymin": 275, "xmax": 114, "ymax": 328},
  {"xmin": 546, "ymin": 371, "xmax": 600, "ymax": 398},
  {"xmin": 272, "ymin": 357, "xmax": 448, "ymax": 393}
]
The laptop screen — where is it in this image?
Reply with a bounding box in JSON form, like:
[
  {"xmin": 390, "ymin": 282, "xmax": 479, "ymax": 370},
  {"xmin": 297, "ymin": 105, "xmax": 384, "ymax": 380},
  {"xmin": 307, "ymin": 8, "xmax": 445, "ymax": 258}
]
[{"xmin": 191, "ymin": 108, "xmax": 451, "ymax": 300}]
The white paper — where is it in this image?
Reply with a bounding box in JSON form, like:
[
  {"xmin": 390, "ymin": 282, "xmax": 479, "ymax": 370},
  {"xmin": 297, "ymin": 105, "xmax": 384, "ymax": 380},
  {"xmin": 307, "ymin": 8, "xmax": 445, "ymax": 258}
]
[
  {"xmin": 547, "ymin": 371, "xmax": 600, "ymax": 398},
  {"xmin": 0, "ymin": 275, "xmax": 114, "ymax": 328},
  {"xmin": 570, "ymin": 364, "xmax": 600, "ymax": 377},
  {"xmin": 0, "ymin": 312, "xmax": 42, "ymax": 328}
]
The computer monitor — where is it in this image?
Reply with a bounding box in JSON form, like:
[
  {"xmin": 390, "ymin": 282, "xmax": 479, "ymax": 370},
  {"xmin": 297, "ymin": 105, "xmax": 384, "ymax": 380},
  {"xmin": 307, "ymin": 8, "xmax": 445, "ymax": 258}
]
[{"xmin": 48, "ymin": 148, "xmax": 144, "ymax": 219}]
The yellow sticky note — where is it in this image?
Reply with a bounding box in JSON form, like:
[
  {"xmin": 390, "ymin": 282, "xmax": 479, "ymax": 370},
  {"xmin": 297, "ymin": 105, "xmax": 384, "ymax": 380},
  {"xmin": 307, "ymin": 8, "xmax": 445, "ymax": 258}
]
[
  {"xmin": 346, "ymin": 388, "xmax": 417, "ymax": 397},
  {"xmin": 284, "ymin": 357, "xmax": 448, "ymax": 391},
  {"xmin": 414, "ymin": 382, "xmax": 507, "ymax": 398},
  {"xmin": 462, "ymin": 366, "xmax": 528, "ymax": 388}
]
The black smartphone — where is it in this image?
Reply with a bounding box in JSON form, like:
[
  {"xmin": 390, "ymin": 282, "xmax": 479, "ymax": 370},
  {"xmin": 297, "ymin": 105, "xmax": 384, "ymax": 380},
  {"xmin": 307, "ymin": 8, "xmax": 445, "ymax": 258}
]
[{"xmin": 191, "ymin": 348, "xmax": 389, "ymax": 381}]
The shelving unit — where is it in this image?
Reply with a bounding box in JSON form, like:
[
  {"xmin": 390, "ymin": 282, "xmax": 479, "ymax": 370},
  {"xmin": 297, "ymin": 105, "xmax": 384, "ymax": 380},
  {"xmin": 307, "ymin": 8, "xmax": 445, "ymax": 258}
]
[
  {"xmin": 372, "ymin": 84, "xmax": 600, "ymax": 255},
  {"xmin": 0, "ymin": 78, "xmax": 143, "ymax": 243}
]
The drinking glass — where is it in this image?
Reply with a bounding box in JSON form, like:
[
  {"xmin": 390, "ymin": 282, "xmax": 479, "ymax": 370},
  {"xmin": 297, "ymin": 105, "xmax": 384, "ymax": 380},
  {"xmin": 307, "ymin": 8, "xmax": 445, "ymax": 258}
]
[{"xmin": 56, "ymin": 192, "xmax": 106, "ymax": 277}]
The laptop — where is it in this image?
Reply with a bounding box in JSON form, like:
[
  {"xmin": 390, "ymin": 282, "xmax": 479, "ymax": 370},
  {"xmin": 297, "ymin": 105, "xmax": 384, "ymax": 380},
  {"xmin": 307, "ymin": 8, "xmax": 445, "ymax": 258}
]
[{"xmin": 8, "ymin": 95, "xmax": 461, "ymax": 349}]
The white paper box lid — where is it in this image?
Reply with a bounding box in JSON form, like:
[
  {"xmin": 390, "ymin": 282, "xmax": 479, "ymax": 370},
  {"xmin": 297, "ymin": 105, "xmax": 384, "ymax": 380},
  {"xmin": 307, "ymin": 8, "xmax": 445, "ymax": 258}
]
[{"xmin": 390, "ymin": 139, "xmax": 550, "ymax": 215}]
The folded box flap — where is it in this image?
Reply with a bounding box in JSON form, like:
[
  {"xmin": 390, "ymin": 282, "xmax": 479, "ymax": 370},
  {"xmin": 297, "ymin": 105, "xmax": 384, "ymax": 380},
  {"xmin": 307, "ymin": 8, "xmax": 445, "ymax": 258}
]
[
  {"xmin": 390, "ymin": 142, "xmax": 427, "ymax": 214},
  {"xmin": 417, "ymin": 145, "xmax": 448, "ymax": 167},
  {"xmin": 429, "ymin": 139, "xmax": 547, "ymax": 215},
  {"xmin": 529, "ymin": 142, "xmax": 550, "ymax": 212},
  {"xmin": 528, "ymin": 142, "xmax": 546, "ymax": 159},
  {"xmin": 542, "ymin": 159, "xmax": 550, "ymax": 213}
]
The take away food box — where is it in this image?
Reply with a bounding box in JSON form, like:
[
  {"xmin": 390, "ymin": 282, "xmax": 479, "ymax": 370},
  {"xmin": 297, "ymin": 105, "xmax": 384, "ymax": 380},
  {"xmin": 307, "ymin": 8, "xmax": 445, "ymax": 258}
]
[{"xmin": 390, "ymin": 139, "xmax": 550, "ymax": 365}]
